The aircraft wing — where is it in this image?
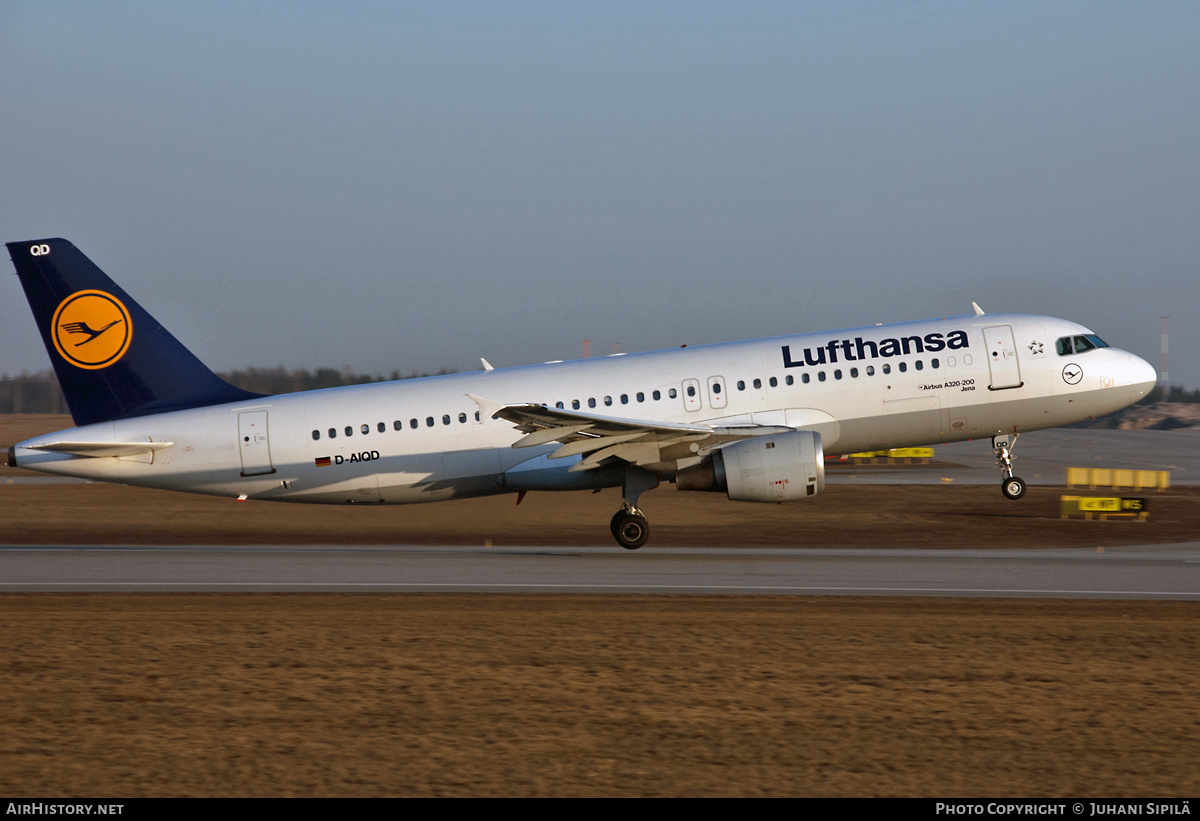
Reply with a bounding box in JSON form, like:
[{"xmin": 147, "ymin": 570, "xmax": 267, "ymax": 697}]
[{"xmin": 467, "ymin": 394, "xmax": 790, "ymax": 472}]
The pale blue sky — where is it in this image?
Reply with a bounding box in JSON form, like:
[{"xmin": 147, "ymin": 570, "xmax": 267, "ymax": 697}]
[{"xmin": 3, "ymin": 2, "xmax": 1197, "ymax": 386}]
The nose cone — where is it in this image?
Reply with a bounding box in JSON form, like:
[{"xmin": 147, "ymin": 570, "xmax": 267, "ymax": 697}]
[{"xmin": 1128, "ymin": 353, "xmax": 1158, "ymax": 400}]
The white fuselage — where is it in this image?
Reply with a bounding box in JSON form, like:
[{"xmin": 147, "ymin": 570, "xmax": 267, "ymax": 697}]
[{"xmin": 13, "ymin": 313, "xmax": 1157, "ymax": 504}]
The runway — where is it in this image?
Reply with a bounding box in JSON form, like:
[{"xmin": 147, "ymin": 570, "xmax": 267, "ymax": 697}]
[{"xmin": 3, "ymin": 543, "xmax": 1199, "ymax": 599}]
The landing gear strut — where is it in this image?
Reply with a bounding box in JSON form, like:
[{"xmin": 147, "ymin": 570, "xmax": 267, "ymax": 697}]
[
  {"xmin": 993, "ymin": 433, "xmax": 1026, "ymax": 500},
  {"xmin": 611, "ymin": 467, "xmax": 658, "ymax": 549}
]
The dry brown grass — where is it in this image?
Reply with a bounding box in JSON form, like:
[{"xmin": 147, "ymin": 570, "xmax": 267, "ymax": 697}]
[{"xmin": 1, "ymin": 595, "xmax": 1197, "ymax": 797}]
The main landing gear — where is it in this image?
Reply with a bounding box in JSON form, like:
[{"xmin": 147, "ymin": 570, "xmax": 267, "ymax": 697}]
[
  {"xmin": 611, "ymin": 466, "xmax": 658, "ymax": 550},
  {"xmin": 993, "ymin": 433, "xmax": 1026, "ymax": 500},
  {"xmin": 611, "ymin": 507, "xmax": 649, "ymax": 550}
]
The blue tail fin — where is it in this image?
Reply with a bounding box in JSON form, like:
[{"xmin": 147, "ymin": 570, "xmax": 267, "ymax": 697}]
[{"xmin": 7, "ymin": 238, "xmax": 264, "ymax": 426}]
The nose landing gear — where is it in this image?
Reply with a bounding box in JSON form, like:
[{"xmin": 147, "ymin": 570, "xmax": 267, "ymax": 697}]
[{"xmin": 993, "ymin": 434, "xmax": 1027, "ymax": 500}]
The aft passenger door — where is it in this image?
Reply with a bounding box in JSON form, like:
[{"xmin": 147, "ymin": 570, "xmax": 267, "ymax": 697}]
[{"xmin": 238, "ymin": 410, "xmax": 276, "ymax": 476}]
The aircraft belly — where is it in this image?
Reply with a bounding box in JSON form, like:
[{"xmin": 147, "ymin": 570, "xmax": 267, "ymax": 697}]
[
  {"xmin": 266, "ymin": 474, "xmax": 381, "ymax": 504},
  {"xmin": 838, "ymin": 389, "xmax": 1065, "ymax": 451},
  {"xmin": 1051, "ymin": 387, "xmax": 1136, "ymax": 426},
  {"xmin": 873, "ymin": 394, "xmax": 944, "ymax": 447},
  {"xmin": 377, "ymin": 473, "xmax": 504, "ymax": 503},
  {"xmin": 372, "ymin": 447, "xmax": 503, "ymax": 503}
]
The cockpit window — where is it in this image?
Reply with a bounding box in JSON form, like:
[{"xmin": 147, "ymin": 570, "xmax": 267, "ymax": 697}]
[{"xmin": 1057, "ymin": 334, "xmax": 1109, "ymax": 355}]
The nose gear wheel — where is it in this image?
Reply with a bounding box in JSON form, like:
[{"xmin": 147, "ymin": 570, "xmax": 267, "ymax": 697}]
[{"xmin": 993, "ymin": 434, "xmax": 1026, "ymax": 500}]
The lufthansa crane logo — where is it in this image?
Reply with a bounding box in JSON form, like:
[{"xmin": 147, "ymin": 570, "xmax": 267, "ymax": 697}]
[{"xmin": 51, "ymin": 290, "xmax": 133, "ymax": 370}]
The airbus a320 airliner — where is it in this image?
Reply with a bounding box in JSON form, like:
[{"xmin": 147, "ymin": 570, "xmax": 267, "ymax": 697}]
[{"xmin": 6, "ymin": 238, "xmax": 1157, "ymax": 548}]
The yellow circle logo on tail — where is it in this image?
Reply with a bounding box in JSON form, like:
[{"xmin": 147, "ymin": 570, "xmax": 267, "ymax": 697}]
[{"xmin": 51, "ymin": 290, "xmax": 133, "ymax": 370}]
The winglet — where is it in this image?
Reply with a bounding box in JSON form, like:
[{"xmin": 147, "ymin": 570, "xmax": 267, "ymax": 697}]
[
  {"xmin": 480, "ymin": 358, "xmax": 494, "ymax": 372},
  {"xmin": 972, "ymin": 302, "xmax": 986, "ymax": 316},
  {"xmin": 466, "ymin": 393, "xmax": 505, "ymax": 420}
]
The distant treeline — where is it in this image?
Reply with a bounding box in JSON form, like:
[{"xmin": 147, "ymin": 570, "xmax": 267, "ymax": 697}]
[
  {"xmin": 0, "ymin": 366, "xmax": 457, "ymax": 414},
  {"xmin": 0, "ymin": 369, "xmax": 1195, "ymax": 415}
]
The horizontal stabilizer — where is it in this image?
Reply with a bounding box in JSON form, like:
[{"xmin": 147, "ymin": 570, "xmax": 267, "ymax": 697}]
[{"xmin": 25, "ymin": 440, "xmax": 174, "ymax": 458}]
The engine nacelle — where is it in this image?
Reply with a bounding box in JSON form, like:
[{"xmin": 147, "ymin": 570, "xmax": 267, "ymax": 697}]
[{"xmin": 675, "ymin": 430, "xmax": 824, "ymax": 502}]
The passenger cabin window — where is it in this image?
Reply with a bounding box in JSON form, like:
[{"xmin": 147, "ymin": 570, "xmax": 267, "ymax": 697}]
[
  {"xmin": 312, "ymin": 430, "xmax": 320, "ymax": 440},
  {"xmin": 329, "ymin": 428, "xmax": 337, "ymax": 438},
  {"xmin": 361, "ymin": 424, "xmax": 369, "ymax": 434},
  {"xmin": 753, "ymin": 378, "xmax": 762, "ymax": 389},
  {"xmin": 345, "ymin": 426, "xmax": 353, "ymax": 437}
]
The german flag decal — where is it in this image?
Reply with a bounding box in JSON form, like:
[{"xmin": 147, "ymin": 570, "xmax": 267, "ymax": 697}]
[{"xmin": 314, "ymin": 456, "xmax": 332, "ymax": 467}]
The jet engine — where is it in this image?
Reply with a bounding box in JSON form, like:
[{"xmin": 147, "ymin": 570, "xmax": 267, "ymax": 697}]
[{"xmin": 675, "ymin": 429, "xmax": 824, "ymax": 502}]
